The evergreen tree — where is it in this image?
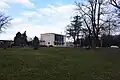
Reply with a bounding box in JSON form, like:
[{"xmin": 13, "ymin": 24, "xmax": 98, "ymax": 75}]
[
  {"xmin": 66, "ymin": 15, "xmax": 82, "ymax": 47},
  {"xmin": 14, "ymin": 31, "xmax": 28, "ymax": 47},
  {"xmin": 33, "ymin": 36, "xmax": 39, "ymax": 50},
  {"xmin": 14, "ymin": 32, "xmax": 21, "ymax": 46},
  {"xmin": 21, "ymin": 31, "xmax": 28, "ymax": 47}
]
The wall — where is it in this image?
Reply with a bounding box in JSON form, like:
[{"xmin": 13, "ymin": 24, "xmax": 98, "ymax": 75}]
[
  {"xmin": 40, "ymin": 33, "xmax": 66, "ymax": 47},
  {"xmin": 41, "ymin": 33, "xmax": 55, "ymax": 46},
  {"xmin": 39, "ymin": 41, "xmax": 45, "ymax": 45},
  {"xmin": 64, "ymin": 36, "xmax": 66, "ymax": 47}
]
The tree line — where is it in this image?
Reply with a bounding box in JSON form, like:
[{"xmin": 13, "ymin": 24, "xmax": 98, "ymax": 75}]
[
  {"xmin": 14, "ymin": 31, "xmax": 39, "ymax": 50},
  {"xmin": 66, "ymin": 0, "xmax": 120, "ymax": 48},
  {"xmin": 0, "ymin": 31, "xmax": 39, "ymax": 50}
]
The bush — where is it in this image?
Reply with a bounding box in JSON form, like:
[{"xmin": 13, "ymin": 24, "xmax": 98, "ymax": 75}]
[
  {"xmin": 49, "ymin": 45, "xmax": 54, "ymax": 47},
  {"xmin": 33, "ymin": 36, "xmax": 39, "ymax": 50},
  {"xmin": 40, "ymin": 45, "xmax": 48, "ymax": 47}
]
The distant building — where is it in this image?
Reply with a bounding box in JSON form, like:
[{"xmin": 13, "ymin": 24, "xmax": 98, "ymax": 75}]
[
  {"xmin": 0, "ymin": 40, "xmax": 14, "ymax": 48},
  {"xmin": 0, "ymin": 40, "xmax": 14, "ymax": 44},
  {"xmin": 40, "ymin": 33, "xmax": 66, "ymax": 47}
]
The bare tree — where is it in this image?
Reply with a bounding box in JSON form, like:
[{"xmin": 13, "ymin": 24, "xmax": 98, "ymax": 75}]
[
  {"xmin": 110, "ymin": 0, "xmax": 120, "ymax": 9},
  {"xmin": 76, "ymin": 0, "xmax": 114, "ymax": 48},
  {"xmin": 109, "ymin": 0, "xmax": 120, "ymax": 33},
  {"xmin": 0, "ymin": 12, "xmax": 12, "ymax": 33}
]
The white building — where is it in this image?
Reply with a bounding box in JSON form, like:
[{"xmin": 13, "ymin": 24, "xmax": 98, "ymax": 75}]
[{"xmin": 40, "ymin": 33, "xmax": 66, "ymax": 47}]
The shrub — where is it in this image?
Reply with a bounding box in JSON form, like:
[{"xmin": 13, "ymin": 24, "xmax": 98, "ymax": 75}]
[{"xmin": 33, "ymin": 36, "xmax": 39, "ymax": 50}]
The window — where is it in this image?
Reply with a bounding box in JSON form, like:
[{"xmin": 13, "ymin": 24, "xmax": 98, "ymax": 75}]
[{"xmin": 48, "ymin": 42, "xmax": 50, "ymax": 44}]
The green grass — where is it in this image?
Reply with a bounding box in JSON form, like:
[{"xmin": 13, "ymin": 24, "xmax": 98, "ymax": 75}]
[{"xmin": 0, "ymin": 48, "xmax": 120, "ymax": 80}]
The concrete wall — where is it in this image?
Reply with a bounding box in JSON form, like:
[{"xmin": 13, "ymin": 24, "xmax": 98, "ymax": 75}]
[
  {"xmin": 40, "ymin": 33, "xmax": 66, "ymax": 47},
  {"xmin": 41, "ymin": 33, "xmax": 55, "ymax": 46},
  {"xmin": 39, "ymin": 41, "xmax": 45, "ymax": 45},
  {"xmin": 64, "ymin": 36, "xmax": 66, "ymax": 47}
]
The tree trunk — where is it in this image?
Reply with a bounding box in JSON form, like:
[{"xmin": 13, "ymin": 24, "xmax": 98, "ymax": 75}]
[
  {"xmin": 73, "ymin": 37, "xmax": 76, "ymax": 48},
  {"xmin": 92, "ymin": 36, "xmax": 97, "ymax": 49},
  {"xmin": 92, "ymin": 35, "xmax": 99, "ymax": 49},
  {"xmin": 88, "ymin": 35, "xmax": 91, "ymax": 49},
  {"xmin": 3, "ymin": 42, "xmax": 7, "ymax": 50},
  {"xmin": 92, "ymin": 39, "xmax": 96, "ymax": 49}
]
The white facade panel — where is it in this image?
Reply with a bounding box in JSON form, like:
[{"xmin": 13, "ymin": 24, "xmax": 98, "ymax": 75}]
[
  {"xmin": 40, "ymin": 33, "xmax": 66, "ymax": 47},
  {"xmin": 41, "ymin": 33, "xmax": 55, "ymax": 46}
]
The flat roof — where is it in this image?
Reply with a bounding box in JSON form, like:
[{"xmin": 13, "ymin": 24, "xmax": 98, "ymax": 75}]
[
  {"xmin": 41, "ymin": 33, "xmax": 66, "ymax": 36},
  {"xmin": 0, "ymin": 40, "xmax": 14, "ymax": 42}
]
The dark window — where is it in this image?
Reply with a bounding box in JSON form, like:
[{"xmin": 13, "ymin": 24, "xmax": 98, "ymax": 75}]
[
  {"xmin": 54, "ymin": 41, "xmax": 64, "ymax": 45},
  {"xmin": 48, "ymin": 42, "xmax": 50, "ymax": 44},
  {"xmin": 55, "ymin": 34, "xmax": 64, "ymax": 42},
  {"xmin": 54, "ymin": 42, "xmax": 56, "ymax": 45}
]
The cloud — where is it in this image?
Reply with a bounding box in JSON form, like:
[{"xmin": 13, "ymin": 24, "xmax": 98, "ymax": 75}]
[
  {"xmin": 0, "ymin": 18, "xmax": 63, "ymax": 40},
  {"xmin": 21, "ymin": 4, "xmax": 77, "ymax": 25},
  {"xmin": 0, "ymin": 1, "xmax": 10, "ymax": 9},
  {"xmin": 22, "ymin": 4, "xmax": 77, "ymax": 17},
  {"xmin": 38, "ymin": 4, "xmax": 77, "ymax": 16},
  {"xmin": 21, "ymin": 11, "xmax": 41, "ymax": 18},
  {"xmin": 0, "ymin": 0, "xmax": 35, "ymax": 8},
  {"xmin": 0, "ymin": 4, "xmax": 77, "ymax": 40},
  {"xmin": 14, "ymin": 0, "xmax": 35, "ymax": 8}
]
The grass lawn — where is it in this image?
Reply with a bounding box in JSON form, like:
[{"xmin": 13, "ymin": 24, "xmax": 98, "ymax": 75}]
[{"xmin": 0, "ymin": 48, "xmax": 120, "ymax": 80}]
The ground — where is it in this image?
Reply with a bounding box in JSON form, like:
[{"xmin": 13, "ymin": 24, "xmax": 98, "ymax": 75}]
[{"xmin": 0, "ymin": 48, "xmax": 120, "ymax": 80}]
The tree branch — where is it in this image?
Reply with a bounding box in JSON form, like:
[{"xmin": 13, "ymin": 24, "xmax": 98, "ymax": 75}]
[
  {"xmin": 110, "ymin": 0, "xmax": 120, "ymax": 9},
  {"xmin": 0, "ymin": 12, "xmax": 12, "ymax": 33}
]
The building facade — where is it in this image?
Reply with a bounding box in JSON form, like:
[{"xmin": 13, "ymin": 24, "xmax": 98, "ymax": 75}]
[{"xmin": 40, "ymin": 33, "xmax": 66, "ymax": 47}]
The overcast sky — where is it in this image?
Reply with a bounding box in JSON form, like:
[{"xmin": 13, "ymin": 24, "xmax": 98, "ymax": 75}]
[{"xmin": 0, "ymin": 0, "xmax": 86, "ymax": 40}]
